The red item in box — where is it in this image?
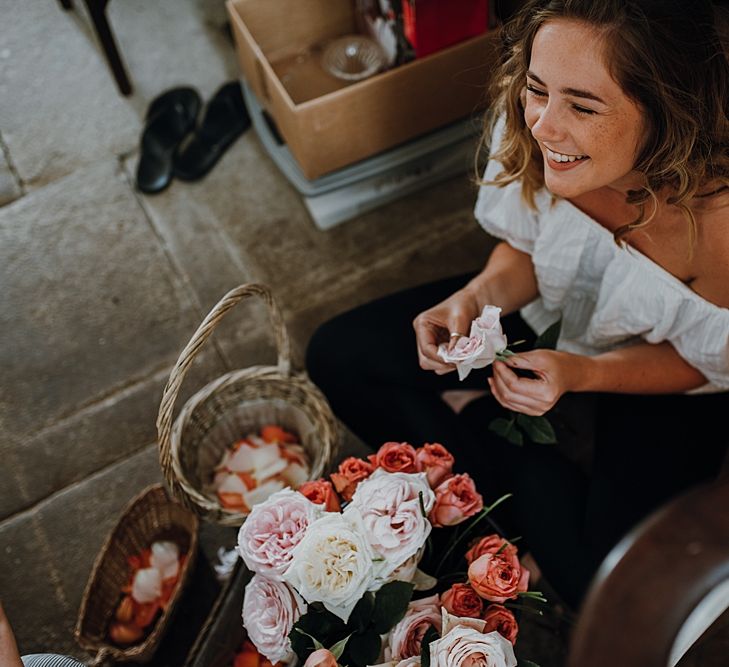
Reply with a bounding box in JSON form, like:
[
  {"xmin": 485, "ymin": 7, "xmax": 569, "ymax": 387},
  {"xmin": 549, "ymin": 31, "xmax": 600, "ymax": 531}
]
[{"xmin": 402, "ymin": 0, "xmax": 489, "ymax": 58}]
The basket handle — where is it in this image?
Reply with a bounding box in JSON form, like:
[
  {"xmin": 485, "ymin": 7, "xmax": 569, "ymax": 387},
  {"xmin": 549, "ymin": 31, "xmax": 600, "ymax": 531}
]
[{"xmin": 156, "ymin": 283, "xmax": 291, "ymax": 464}]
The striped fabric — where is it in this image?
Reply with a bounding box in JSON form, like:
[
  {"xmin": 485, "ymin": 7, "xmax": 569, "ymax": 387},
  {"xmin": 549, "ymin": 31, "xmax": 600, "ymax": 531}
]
[{"xmin": 21, "ymin": 655, "xmax": 85, "ymax": 667}]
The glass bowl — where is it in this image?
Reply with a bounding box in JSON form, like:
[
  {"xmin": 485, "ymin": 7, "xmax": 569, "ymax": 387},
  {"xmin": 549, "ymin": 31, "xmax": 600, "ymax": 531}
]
[{"xmin": 322, "ymin": 35, "xmax": 386, "ymax": 82}]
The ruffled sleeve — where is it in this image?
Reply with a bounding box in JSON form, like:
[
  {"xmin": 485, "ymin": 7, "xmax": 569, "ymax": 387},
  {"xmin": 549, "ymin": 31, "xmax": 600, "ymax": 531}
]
[{"xmin": 473, "ymin": 116, "xmax": 541, "ymax": 254}]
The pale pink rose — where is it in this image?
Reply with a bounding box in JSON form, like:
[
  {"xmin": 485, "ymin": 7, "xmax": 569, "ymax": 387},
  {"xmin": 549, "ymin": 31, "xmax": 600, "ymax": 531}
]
[
  {"xmin": 415, "ymin": 443, "xmax": 454, "ymax": 488},
  {"xmin": 429, "ymin": 625, "xmax": 517, "ymax": 667},
  {"xmin": 482, "ymin": 604, "xmax": 519, "ymax": 645},
  {"xmin": 346, "ymin": 469, "xmax": 435, "ymax": 579},
  {"xmin": 465, "ymin": 535, "xmax": 515, "ymax": 565},
  {"xmin": 369, "ymin": 442, "xmax": 421, "ymax": 474},
  {"xmin": 304, "ymin": 648, "xmax": 338, "ymax": 667},
  {"xmin": 387, "ymin": 594, "xmax": 442, "ymax": 661},
  {"xmin": 437, "ymin": 305, "xmax": 508, "ymax": 381},
  {"xmin": 429, "ymin": 474, "xmax": 483, "ymax": 527},
  {"xmin": 237, "ymin": 488, "xmax": 322, "ymax": 579},
  {"xmin": 242, "ymin": 573, "xmax": 305, "ymax": 664},
  {"xmin": 468, "ymin": 552, "xmax": 530, "ymax": 603},
  {"xmin": 441, "ymin": 583, "xmax": 484, "ymax": 618},
  {"xmin": 330, "ymin": 456, "xmax": 375, "ymax": 502},
  {"xmin": 298, "ymin": 478, "xmax": 341, "ymax": 512}
]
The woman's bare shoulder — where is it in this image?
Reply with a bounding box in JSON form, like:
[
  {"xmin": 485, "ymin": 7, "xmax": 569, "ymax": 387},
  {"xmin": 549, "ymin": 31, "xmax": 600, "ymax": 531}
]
[{"xmin": 692, "ymin": 193, "xmax": 729, "ymax": 308}]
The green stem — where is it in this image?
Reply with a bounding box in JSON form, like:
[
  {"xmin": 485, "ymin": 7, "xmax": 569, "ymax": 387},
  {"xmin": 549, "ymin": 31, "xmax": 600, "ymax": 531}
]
[{"xmin": 434, "ymin": 493, "xmax": 513, "ymax": 576}]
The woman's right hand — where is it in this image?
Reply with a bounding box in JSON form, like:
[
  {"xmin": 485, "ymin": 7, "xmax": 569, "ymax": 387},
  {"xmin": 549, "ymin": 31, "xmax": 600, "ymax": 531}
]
[{"xmin": 413, "ymin": 288, "xmax": 482, "ymax": 374}]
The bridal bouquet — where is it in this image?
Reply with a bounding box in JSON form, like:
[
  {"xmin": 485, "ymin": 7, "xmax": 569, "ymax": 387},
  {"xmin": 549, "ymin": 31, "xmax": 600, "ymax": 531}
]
[{"xmin": 236, "ymin": 442, "xmax": 545, "ymax": 667}]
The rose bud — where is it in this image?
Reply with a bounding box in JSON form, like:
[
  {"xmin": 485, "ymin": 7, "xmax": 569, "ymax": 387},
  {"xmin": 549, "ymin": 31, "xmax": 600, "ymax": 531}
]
[
  {"xmin": 465, "ymin": 534, "xmax": 515, "ymax": 565},
  {"xmin": 330, "ymin": 456, "xmax": 375, "ymax": 502},
  {"xmin": 441, "ymin": 583, "xmax": 484, "ymax": 618},
  {"xmin": 468, "ymin": 552, "xmax": 530, "ymax": 603},
  {"xmin": 370, "ymin": 441, "xmax": 420, "ymax": 473},
  {"xmin": 415, "ymin": 442, "xmax": 454, "ymax": 488},
  {"xmin": 429, "ymin": 474, "xmax": 483, "ymax": 527},
  {"xmin": 482, "ymin": 604, "xmax": 519, "ymax": 645},
  {"xmin": 298, "ymin": 479, "xmax": 341, "ymax": 512}
]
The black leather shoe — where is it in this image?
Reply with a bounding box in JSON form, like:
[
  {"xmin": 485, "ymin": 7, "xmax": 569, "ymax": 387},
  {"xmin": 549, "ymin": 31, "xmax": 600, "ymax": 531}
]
[
  {"xmin": 173, "ymin": 81, "xmax": 251, "ymax": 182},
  {"xmin": 136, "ymin": 87, "xmax": 201, "ymax": 194}
]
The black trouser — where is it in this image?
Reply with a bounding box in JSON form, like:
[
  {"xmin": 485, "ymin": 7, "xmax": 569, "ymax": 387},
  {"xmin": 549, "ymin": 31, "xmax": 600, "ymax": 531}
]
[{"xmin": 306, "ymin": 274, "xmax": 728, "ymax": 609}]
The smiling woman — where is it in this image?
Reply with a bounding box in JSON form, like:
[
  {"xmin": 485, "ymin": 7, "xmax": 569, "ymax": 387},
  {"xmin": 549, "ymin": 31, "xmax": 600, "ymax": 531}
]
[{"xmin": 306, "ymin": 0, "xmax": 729, "ymax": 612}]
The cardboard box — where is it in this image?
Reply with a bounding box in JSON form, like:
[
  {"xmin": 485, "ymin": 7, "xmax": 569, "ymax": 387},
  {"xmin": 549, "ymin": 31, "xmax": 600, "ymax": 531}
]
[{"xmin": 226, "ymin": 0, "xmax": 499, "ymax": 180}]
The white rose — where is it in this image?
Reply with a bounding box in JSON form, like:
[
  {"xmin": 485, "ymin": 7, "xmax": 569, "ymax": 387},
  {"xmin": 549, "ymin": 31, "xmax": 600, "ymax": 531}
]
[
  {"xmin": 429, "ymin": 626, "xmax": 516, "ymax": 667},
  {"xmin": 437, "ymin": 305, "xmax": 508, "ymax": 381},
  {"xmin": 346, "ymin": 470, "xmax": 435, "ymax": 581},
  {"xmin": 283, "ymin": 511, "xmax": 375, "ymax": 623},
  {"xmin": 242, "ymin": 573, "xmax": 306, "ymax": 665}
]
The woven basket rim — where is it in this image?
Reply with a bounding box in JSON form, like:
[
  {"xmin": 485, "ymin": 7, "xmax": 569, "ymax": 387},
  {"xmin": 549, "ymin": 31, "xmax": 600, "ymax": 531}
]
[{"xmin": 74, "ymin": 483, "xmax": 199, "ymax": 663}]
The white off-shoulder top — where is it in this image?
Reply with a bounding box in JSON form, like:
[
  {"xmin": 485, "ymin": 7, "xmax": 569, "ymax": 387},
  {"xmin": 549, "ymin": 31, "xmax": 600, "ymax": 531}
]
[{"xmin": 473, "ymin": 120, "xmax": 729, "ymax": 394}]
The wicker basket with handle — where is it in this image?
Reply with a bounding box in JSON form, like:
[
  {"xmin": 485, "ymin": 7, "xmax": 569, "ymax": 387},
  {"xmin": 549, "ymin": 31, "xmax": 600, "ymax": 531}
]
[
  {"xmin": 156, "ymin": 283, "xmax": 339, "ymax": 526},
  {"xmin": 74, "ymin": 484, "xmax": 199, "ymax": 665}
]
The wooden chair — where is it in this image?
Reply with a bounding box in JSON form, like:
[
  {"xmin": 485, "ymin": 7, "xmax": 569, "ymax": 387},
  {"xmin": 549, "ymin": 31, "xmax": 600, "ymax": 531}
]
[
  {"xmin": 58, "ymin": 0, "xmax": 132, "ymax": 96},
  {"xmin": 568, "ymin": 474, "xmax": 729, "ymax": 666}
]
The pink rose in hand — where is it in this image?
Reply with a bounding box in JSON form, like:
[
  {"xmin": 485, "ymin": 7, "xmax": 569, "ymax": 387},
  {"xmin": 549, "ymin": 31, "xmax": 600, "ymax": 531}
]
[
  {"xmin": 369, "ymin": 442, "xmax": 421, "ymax": 474},
  {"xmin": 437, "ymin": 305, "xmax": 508, "ymax": 381},
  {"xmin": 415, "ymin": 443, "xmax": 454, "ymax": 488},
  {"xmin": 468, "ymin": 551, "xmax": 530, "ymax": 603},
  {"xmin": 387, "ymin": 594, "xmax": 442, "ymax": 661},
  {"xmin": 330, "ymin": 456, "xmax": 375, "ymax": 502},
  {"xmin": 303, "ymin": 648, "xmax": 338, "ymax": 667},
  {"xmin": 482, "ymin": 604, "xmax": 519, "ymax": 645},
  {"xmin": 465, "ymin": 535, "xmax": 515, "ymax": 565},
  {"xmin": 429, "ymin": 474, "xmax": 483, "ymax": 527}
]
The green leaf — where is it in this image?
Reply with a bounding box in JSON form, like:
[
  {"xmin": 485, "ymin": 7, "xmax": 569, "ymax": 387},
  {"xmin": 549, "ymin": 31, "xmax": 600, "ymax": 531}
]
[
  {"xmin": 518, "ymin": 590, "xmax": 548, "ymax": 603},
  {"xmin": 515, "ymin": 414, "xmax": 557, "ymax": 444},
  {"xmin": 294, "ymin": 628, "xmax": 324, "ymax": 651},
  {"xmin": 420, "ymin": 624, "xmax": 440, "ymax": 667},
  {"xmin": 289, "ymin": 605, "xmax": 347, "ymax": 661},
  {"xmin": 534, "ymin": 319, "xmax": 562, "ymax": 350},
  {"xmin": 346, "ymin": 592, "xmax": 375, "ymax": 634},
  {"xmin": 328, "ymin": 633, "xmax": 353, "ymax": 660},
  {"xmin": 488, "ymin": 417, "xmax": 514, "ymax": 437},
  {"xmin": 505, "ymin": 426, "xmax": 524, "ymax": 446},
  {"xmin": 343, "ymin": 629, "xmax": 381, "ymax": 667},
  {"xmin": 372, "ymin": 581, "xmax": 415, "ymax": 634}
]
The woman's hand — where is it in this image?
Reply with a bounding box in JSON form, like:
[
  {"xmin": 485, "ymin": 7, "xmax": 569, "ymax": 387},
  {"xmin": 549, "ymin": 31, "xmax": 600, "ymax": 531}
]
[
  {"xmin": 413, "ymin": 288, "xmax": 482, "ymax": 374},
  {"xmin": 488, "ymin": 349, "xmax": 589, "ymax": 415}
]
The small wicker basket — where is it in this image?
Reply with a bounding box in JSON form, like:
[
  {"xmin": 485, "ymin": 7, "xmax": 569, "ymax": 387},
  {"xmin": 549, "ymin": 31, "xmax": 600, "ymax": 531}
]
[
  {"xmin": 74, "ymin": 484, "xmax": 199, "ymax": 665},
  {"xmin": 156, "ymin": 283, "xmax": 339, "ymax": 526}
]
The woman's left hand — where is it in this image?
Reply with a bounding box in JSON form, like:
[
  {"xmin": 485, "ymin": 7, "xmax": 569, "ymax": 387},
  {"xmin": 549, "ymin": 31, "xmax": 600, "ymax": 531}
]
[{"xmin": 488, "ymin": 350, "xmax": 587, "ymax": 416}]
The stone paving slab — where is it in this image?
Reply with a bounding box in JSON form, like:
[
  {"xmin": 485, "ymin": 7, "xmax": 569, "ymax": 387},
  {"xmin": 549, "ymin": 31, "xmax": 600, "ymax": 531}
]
[
  {"xmin": 0, "ymin": 346, "xmax": 226, "ymax": 521},
  {"xmin": 0, "ymin": 159, "xmax": 199, "ymax": 440},
  {"xmin": 0, "ymin": 138, "xmax": 22, "ymax": 206},
  {"xmin": 0, "ymin": 0, "xmax": 237, "ymax": 189}
]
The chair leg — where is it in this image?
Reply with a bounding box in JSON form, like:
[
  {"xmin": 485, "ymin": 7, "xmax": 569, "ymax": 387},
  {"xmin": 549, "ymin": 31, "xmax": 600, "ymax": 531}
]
[
  {"xmin": 82, "ymin": 0, "xmax": 133, "ymax": 96},
  {"xmin": 58, "ymin": 0, "xmax": 74, "ymax": 9}
]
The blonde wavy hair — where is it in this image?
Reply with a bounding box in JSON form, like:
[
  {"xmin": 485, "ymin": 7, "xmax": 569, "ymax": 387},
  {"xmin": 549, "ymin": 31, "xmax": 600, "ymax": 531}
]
[{"xmin": 481, "ymin": 0, "xmax": 729, "ymax": 245}]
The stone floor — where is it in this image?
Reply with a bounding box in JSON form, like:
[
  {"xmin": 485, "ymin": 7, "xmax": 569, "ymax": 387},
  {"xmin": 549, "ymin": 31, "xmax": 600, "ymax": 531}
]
[{"xmin": 0, "ymin": 0, "xmax": 514, "ymax": 664}]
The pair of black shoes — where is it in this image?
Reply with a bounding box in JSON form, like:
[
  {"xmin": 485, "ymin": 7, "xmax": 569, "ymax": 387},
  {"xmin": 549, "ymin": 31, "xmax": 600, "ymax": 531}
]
[{"xmin": 136, "ymin": 82, "xmax": 251, "ymax": 194}]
